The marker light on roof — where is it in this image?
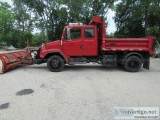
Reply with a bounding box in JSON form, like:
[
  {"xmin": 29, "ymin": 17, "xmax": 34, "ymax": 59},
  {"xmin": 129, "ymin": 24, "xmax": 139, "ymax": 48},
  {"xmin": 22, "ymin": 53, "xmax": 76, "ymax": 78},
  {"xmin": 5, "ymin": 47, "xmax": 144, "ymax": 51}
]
[{"xmin": 69, "ymin": 23, "xmax": 83, "ymax": 26}]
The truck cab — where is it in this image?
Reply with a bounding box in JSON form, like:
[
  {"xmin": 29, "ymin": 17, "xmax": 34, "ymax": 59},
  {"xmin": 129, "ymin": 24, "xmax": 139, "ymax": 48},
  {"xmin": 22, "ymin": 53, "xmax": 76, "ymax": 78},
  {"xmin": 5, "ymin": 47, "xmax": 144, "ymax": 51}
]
[{"xmin": 62, "ymin": 25, "xmax": 98, "ymax": 57}]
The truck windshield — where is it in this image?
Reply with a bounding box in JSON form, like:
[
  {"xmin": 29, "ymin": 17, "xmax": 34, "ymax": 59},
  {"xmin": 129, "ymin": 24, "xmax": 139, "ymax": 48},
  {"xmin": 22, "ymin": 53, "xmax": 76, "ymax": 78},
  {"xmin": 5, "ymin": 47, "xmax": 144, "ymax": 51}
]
[{"xmin": 65, "ymin": 28, "xmax": 81, "ymax": 40}]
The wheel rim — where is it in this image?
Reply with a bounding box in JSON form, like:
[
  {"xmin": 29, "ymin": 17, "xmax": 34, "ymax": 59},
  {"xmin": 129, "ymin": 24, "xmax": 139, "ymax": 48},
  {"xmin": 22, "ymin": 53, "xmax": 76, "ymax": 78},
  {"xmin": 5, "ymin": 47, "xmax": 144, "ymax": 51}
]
[
  {"xmin": 128, "ymin": 59, "xmax": 140, "ymax": 69},
  {"xmin": 50, "ymin": 59, "xmax": 61, "ymax": 69}
]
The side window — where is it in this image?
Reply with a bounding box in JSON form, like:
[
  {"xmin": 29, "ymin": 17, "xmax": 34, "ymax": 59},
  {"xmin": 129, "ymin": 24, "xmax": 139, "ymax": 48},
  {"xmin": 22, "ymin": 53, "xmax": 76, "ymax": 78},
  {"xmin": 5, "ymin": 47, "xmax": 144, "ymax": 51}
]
[
  {"xmin": 85, "ymin": 28, "xmax": 94, "ymax": 38},
  {"xmin": 65, "ymin": 28, "xmax": 81, "ymax": 40}
]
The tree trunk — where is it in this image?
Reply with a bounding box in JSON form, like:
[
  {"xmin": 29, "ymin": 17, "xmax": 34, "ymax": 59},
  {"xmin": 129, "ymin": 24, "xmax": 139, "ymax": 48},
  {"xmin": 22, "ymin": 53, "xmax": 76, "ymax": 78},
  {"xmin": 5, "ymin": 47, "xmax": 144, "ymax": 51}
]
[{"xmin": 144, "ymin": 0, "xmax": 149, "ymax": 36}]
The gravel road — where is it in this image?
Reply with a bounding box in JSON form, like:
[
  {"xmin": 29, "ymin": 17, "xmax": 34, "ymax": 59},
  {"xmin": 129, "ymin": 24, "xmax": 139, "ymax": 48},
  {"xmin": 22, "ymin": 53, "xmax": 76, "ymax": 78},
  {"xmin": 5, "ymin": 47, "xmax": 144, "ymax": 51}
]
[{"xmin": 0, "ymin": 58, "xmax": 160, "ymax": 120}]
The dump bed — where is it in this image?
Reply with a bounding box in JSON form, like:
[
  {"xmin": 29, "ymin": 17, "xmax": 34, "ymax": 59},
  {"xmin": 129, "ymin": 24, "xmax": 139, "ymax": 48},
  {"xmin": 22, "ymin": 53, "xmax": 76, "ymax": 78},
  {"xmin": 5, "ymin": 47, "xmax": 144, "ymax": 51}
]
[{"xmin": 102, "ymin": 36, "xmax": 154, "ymax": 55}]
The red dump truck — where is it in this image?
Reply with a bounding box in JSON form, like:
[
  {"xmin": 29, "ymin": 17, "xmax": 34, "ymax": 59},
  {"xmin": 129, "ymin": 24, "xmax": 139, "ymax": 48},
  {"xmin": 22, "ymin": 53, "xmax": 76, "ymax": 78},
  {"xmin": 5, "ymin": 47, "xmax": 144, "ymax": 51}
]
[{"xmin": 0, "ymin": 16, "xmax": 155, "ymax": 74}]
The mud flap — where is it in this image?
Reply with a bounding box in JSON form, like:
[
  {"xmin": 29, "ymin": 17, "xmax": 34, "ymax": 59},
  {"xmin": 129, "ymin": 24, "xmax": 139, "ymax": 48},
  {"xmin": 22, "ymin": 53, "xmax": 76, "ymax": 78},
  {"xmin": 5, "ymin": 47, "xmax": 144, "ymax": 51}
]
[{"xmin": 143, "ymin": 58, "xmax": 150, "ymax": 70}]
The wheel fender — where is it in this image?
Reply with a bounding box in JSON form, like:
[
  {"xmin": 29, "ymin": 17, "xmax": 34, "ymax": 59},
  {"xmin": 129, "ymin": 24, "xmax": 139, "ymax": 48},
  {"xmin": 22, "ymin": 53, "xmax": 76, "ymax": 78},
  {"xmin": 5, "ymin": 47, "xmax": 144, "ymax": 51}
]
[
  {"xmin": 44, "ymin": 51, "xmax": 68, "ymax": 63},
  {"xmin": 57, "ymin": 52, "xmax": 68, "ymax": 63},
  {"xmin": 124, "ymin": 52, "xmax": 143, "ymax": 64}
]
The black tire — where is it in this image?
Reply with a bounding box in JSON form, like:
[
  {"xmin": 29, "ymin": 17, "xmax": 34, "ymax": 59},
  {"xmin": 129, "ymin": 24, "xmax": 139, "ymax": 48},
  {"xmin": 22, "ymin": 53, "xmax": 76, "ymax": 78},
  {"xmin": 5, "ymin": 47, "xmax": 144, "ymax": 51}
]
[
  {"xmin": 47, "ymin": 55, "xmax": 64, "ymax": 72},
  {"xmin": 125, "ymin": 56, "xmax": 142, "ymax": 72}
]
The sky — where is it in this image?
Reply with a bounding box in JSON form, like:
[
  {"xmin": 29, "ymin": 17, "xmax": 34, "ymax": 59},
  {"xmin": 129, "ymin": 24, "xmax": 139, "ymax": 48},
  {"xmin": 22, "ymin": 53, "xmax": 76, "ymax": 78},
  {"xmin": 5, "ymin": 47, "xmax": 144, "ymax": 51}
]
[{"xmin": 1, "ymin": 0, "xmax": 117, "ymax": 34}]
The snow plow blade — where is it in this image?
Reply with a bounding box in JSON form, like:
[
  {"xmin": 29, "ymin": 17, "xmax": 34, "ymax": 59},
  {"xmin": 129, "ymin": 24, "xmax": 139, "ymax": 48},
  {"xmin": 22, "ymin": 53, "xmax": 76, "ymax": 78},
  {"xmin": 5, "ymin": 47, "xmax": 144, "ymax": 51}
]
[{"xmin": 0, "ymin": 50, "xmax": 33, "ymax": 74}]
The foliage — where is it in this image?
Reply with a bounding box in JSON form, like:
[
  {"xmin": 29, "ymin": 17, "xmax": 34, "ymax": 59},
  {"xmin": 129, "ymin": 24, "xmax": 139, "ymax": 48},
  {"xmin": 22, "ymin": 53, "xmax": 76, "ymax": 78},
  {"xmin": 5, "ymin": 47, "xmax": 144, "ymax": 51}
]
[
  {"xmin": 31, "ymin": 31, "xmax": 48, "ymax": 46},
  {"xmin": 107, "ymin": 33, "xmax": 115, "ymax": 38},
  {"xmin": 0, "ymin": 2, "xmax": 33, "ymax": 48},
  {"xmin": 114, "ymin": 0, "xmax": 160, "ymax": 41},
  {"xmin": 0, "ymin": 0, "xmax": 114, "ymax": 48},
  {"xmin": 0, "ymin": 2, "xmax": 14, "ymax": 46},
  {"xmin": 12, "ymin": 0, "xmax": 114, "ymax": 41},
  {"xmin": 1, "ymin": 0, "xmax": 159, "ymax": 48},
  {"xmin": 60, "ymin": 0, "xmax": 114, "ymax": 24}
]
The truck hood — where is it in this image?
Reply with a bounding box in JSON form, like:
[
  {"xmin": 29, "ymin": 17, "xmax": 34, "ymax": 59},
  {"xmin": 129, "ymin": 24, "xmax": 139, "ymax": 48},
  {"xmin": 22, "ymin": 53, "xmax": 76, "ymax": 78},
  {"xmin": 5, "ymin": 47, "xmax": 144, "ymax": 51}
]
[{"xmin": 45, "ymin": 40, "xmax": 61, "ymax": 50}]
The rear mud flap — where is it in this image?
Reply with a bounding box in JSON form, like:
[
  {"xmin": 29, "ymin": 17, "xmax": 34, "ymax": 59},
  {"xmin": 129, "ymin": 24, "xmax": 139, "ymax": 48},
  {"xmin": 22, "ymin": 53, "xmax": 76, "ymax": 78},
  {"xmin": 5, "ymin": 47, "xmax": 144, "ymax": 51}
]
[{"xmin": 143, "ymin": 58, "xmax": 150, "ymax": 70}]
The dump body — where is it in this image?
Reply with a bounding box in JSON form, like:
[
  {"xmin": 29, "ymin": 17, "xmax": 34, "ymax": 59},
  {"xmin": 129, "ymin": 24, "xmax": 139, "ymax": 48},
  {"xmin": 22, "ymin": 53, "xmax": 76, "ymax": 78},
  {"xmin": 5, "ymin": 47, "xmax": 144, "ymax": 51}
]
[
  {"xmin": 0, "ymin": 50, "xmax": 33, "ymax": 74},
  {"xmin": 102, "ymin": 36, "xmax": 154, "ymax": 56}
]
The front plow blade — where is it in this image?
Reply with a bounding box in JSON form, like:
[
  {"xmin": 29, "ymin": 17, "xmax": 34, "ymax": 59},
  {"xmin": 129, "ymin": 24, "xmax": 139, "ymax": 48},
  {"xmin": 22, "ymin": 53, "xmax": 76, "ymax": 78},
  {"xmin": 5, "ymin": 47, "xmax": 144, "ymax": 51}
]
[{"xmin": 0, "ymin": 51, "xmax": 33, "ymax": 74}]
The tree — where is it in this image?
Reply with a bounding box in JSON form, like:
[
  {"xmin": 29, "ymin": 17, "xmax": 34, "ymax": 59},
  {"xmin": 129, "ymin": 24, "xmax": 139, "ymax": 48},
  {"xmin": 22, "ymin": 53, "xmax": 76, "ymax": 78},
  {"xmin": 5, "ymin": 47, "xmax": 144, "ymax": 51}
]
[
  {"xmin": 147, "ymin": 0, "xmax": 160, "ymax": 41},
  {"xmin": 31, "ymin": 31, "xmax": 48, "ymax": 46},
  {"xmin": 1, "ymin": 0, "xmax": 115, "ymax": 48},
  {"xmin": 115, "ymin": 0, "xmax": 145, "ymax": 38},
  {"xmin": 13, "ymin": 0, "xmax": 114, "ymax": 41},
  {"xmin": 13, "ymin": 0, "xmax": 33, "ymax": 32},
  {"xmin": 115, "ymin": 0, "xmax": 160, "ymax": 40},
  {"xmin": 0, "ymin": 2, "xmax": 14, "ymax": 47},
  {"xmin": 61, "ymin": 0, "xmax": 114, "ymax": 23},
  {"xmin": 12, "ymin": 0, "xmax": 68, "ymax": 41}
]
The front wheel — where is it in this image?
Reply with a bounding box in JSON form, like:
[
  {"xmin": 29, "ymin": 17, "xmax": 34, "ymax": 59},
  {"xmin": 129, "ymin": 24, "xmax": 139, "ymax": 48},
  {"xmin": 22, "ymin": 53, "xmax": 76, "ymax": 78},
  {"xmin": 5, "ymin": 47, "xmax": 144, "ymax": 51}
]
[
  {"xmin": 47, "ymin": 55, "xmax": 64, "ymax": 72},
  {"xmin": 124, "ymin": 56, "xmax": 142, "ymax": 72}
]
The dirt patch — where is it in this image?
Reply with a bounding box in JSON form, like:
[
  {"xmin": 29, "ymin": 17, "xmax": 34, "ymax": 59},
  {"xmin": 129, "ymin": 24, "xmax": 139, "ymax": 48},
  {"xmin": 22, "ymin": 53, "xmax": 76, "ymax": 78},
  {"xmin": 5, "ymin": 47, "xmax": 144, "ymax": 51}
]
[
  {"xmin": 0, "ymin": 102, "xmax": 10, "ymax": 110},
  {"xmin": 16, "ymin": 89, "xmax": 34, "ymax": 96},
  {"xmin": 40, "ymin": 83, "xmax": 47, "ymax": 88}
]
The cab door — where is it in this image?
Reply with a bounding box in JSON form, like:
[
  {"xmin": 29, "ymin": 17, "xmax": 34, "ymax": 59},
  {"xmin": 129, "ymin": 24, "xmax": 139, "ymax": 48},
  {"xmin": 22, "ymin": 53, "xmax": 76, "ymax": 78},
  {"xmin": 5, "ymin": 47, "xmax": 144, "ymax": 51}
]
[
  {"xmin": 62, "ymin": 27, "xmax": 83, "ymax": 56},
  {"xmin": 83, "ymin": 27, "xmax": 98, "ymax": 56}
]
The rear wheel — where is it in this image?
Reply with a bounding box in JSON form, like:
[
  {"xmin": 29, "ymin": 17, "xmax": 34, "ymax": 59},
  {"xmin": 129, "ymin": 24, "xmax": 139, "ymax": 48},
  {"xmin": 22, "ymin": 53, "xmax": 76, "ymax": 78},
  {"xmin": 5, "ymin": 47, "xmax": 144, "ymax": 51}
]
[
  {"xmin": 125, "ymin": 56, "xmax": 142, "ymax": 72},
  {"xmin": 47, "ymin": 55, "xmax": 64, "ymax": 72}
]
